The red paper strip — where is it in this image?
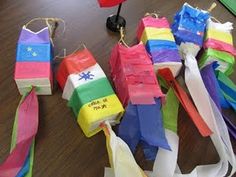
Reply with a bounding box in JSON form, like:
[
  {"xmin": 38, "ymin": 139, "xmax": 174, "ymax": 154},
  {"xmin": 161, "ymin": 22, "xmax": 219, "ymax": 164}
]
[
  {"xmin": 56, "ymin": 48, "xmax": 97, "ymax": 89},
  {"xmin": 0, "ymin": 89, "xmax": 38, "ymax": 177},
  {"xmin": 158, "ymin": 68, "xmax": 212, "ymax": 137},
  {"xmin": 204, "ymin": 39, "xmax": 236, "ymax": 56}
]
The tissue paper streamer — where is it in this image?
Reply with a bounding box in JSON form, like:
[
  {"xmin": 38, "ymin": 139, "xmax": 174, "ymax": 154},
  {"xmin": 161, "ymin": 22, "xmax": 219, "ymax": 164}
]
[
  {"xmin": 0, "ymin": 89, "xmax": 38, "ymax": 177},
  {"xmin": 137, "ymin": 16, "xmax": 182, "ymax": 77},
  {"xmin": 14, "ymin": 26, "xmax": 53, "ymax": 95},
  {"xmin": 171, "ymin": 3, "xmax": 236, "ymax": 176},
  {"xmin": 109, "ymin": 43, "xmax": 170, "ymax": 159},
  {"xmin": 158, "ymin": 68, "xmax": 212, "ymax": 137},
  {"xmin": 56, "ymin": 48, "xmax": 124, "ymax": 137},
  {"xmin": 201, "ymin": 63, "xmax": 236, "ymax": 139},
  {"xmin": 217, "ymin": 71, "xmax": 236, "ymax": 111},
  {"xmin": 103, "ymin": 122, "xmax": 147, "ymax": 177}
]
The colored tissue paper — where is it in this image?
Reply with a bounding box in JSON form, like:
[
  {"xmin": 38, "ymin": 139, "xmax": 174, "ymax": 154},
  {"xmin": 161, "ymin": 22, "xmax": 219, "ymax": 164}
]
[
  {"xmin": 57, "ymin": 48, "xmax": 124, "ymax": 137},
  {"xmin": 109, "ymin": 43, "xmax": 170, "ymax": 159},
  {"xmin": 217, "ymin": 71, "xmax": 236, "ymax": 111},
  {"xmin": 0, "ymin": 89, "xmax": 38, "ymax": 177},
  {"xmin": 172, "ymin": 3, "xmax": 210, "ymax": 47},
  {"xmin": 14, "ymin": 26, "xmax": 53, "ymax": 95},
  {"xmin": 137, "ymin": 16, "xmax": 170, "ymax": 41},
  {"xmin": 199, "ymin": 19, "xmax": 236, "ymax": 75},
  {"xmin": 11, "ymin": 104, "xmax": 35, "ymax": 177},
  {"xmin": 201, "ymin": 63, "xmax": 236, "ymax": 139},
  {"xmin": 102, "ymin": 122, "xmax": 147, "ymax": 177},
  {"xmin": 158, "ymin": 68, "xmax": 212, "ymax": 137},
  {"xmin": 137, "ymin": 15, "xmax": 182, "ymax": 77},
  {"xmin": 110, "ymin": 43, "xmax": 164, "ymax": 106}
]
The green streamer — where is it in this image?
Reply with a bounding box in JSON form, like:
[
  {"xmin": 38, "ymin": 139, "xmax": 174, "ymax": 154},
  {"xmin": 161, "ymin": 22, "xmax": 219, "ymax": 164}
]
[
  {"xmin": 162, "ymin": 88, "xmax": 179, "ymax": 133},
  {"xmin": 11, "ymin": 94, "xmax": 34, "ymax": 177},
  {"xmin": 199, "ymin": 48, "xmax": 235, "ymax": 75}
]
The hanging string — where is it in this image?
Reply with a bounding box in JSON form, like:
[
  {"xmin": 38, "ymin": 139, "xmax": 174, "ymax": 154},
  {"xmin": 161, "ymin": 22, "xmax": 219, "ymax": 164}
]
[
  {"xmin": 119, "ymin": 27, "xmax": 129, "ymax": 48},
  {"xmin": 54, "ymin": 43, "xmax": 87, "ymax": 61},
  {"xmin": 25, "ymin": 17, "xmax": 65, "ymax": 46}
]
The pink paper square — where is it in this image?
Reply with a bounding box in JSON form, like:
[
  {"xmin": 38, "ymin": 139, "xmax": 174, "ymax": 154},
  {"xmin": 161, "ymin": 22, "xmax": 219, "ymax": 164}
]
[{"xmin": 14, "ymin": 62, "xmax": 51, "ymax": 79}]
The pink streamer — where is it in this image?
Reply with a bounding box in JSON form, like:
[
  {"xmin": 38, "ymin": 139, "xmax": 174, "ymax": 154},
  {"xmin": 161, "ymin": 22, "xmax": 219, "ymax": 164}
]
[{"xmin": 0, "ymin": 89, "xmax": 38, "ymax": 177}]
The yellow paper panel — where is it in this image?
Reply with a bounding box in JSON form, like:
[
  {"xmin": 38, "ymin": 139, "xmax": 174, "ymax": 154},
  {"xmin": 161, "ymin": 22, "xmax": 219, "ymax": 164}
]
[
  {"xmin": 207, "ymin": 29, "xmax": 233, "ymax": 44},
  {"xmin": 141, "ymin": 27, "xmax": 175, "ymax": 44},
  {"xmin": 77, "ymin": 94, "xmax": 124, "ymax": 137}
]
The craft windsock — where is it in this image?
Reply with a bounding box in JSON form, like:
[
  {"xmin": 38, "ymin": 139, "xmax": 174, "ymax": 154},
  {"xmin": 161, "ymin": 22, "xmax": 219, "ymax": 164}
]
[
  {"xmin": 14, "ymin": 25, "xmax": 53, "ymax": 95},
  {"xmin": 56, "ymin": 47, "xmax": 124, "ymax": 137},
  {"xmin": 171, "ymin": 3, "xmax": 236, "ymax": 176}
]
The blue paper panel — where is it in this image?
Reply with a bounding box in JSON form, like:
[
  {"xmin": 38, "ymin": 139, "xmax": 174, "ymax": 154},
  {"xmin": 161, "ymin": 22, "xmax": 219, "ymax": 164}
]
[
  {"xmin": 140, "ymin": 140, "xmax": 158, "ymax": 161},
  {"xmin": 118, "ymin": 103, "xmax": 140, "ymax": 153},
  {"xmin": 201, "ymin": 63, "xmax": 222, "ymax": 111},
  {"xmin": 119, "ymin": 98, "xmax": 171, "ymax": 158},
  {"xmin": 218, "ymin": 80, "xmax": 236, "ymax": 101},
  {"xmin": 172, "ymin": 3, "xmax": 209, "ymax": 45},
  {"xmin": 16, "ymin": 43, "xmax": 52, "ymax": 62},
  {"xmin": 137, "ymin": 98, "xmax": 171, "ymax": 150},
  {"xmin": 174, "ymin": 30, "xmax": 204, "ymax": 46},
  {"xmin": 146, "ymin": 40, "xmax": 178, "ymax": 53},
  {"xmin": 172, "ymin": 4, "xmax": 209, "ymax": 34}
]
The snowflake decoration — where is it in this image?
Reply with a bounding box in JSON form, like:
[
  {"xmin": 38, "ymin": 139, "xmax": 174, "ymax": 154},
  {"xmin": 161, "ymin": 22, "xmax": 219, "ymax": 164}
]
[{"xmin": 78, "ymin": 71, "xmax": 95, "ymax": 81}]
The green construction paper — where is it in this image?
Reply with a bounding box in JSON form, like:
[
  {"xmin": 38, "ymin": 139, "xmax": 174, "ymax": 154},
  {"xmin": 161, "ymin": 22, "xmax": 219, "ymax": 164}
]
[
  {"xmin": 157, "ymin": 75, "xmax": 168, "ymax": 89},
  {"xmin": 162, "ymin": 88, "xmax": 179, "ymax": 133},
  {"xmin": 223, "ymin": 92, "xmax": 236, "ymax": 102},
  {"xmin": 218, "ymin": 71, "xmax": 236, "ymax": 91},
  {"xmin": 11, "ymin": 94, "xmax": 35, "ymax": 177},
  {"xmin": 199, "ymin": 48, "xmax": 235, "ymax": 75},
  {"xmin": 68, "ymin": 78, "xmax": 114, "ymax": 117},
  {"xmin": 220, "ymin": 0, "xmax": 236, "ymax": 16}
]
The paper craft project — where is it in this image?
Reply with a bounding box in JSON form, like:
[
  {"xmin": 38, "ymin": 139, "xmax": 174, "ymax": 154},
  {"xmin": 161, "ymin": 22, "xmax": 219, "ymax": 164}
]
[
  {"xmin": 56, "ymin": 47, "xmax": 124, "ymax": 137},
  {"xmin": 137, "ymin": 15, "xmax": 182, "ymax": 77},
  {"xmin": 137, "ymin": 14, "xmax": 211, "ymax": 138},
  {"xmin": 171, "ymin": 3, "xmax": 236, "ymax": 176},
  {"xmin": 0, "ymin": 18, "xmax": 63, "ymax": 177},
  {"xmin": 109, "ymin": 43, "xmax": 171, "ymax": 159},
  {"xmin": 198, "ymin": 18, "xmax": 236, "ymax": 139},
  {"xmin": 198, "ymin": 18, "xmax": 236, "ymax": 112},
  {"xmin": 199, "ymin": 19, "xmax": 236, "ymax": 75},
  {"xmin": 14, "ymin": 26, "xmax": 53, "ymax": 95}
]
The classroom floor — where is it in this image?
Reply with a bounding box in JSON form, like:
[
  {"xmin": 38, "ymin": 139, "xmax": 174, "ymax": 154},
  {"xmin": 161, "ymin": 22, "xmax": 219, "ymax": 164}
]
[{"xmin": 0, "ymin": 0, "xmax": 235, "ymax": 176}]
